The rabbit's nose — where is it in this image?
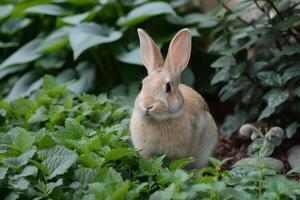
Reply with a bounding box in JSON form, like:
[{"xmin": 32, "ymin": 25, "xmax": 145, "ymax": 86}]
[
  {"xmin": 141, "ymin": 104, "xmax": 154, "ymax": 111},
  {"xmin": 146, "ymin": 105, "xmax": 154, "ymax": 110}
]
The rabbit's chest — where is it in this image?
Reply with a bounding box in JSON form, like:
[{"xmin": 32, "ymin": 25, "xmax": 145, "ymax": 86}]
[{"xmin": 133, "ymin": 119, "xmax": 193, "ymax": 158}]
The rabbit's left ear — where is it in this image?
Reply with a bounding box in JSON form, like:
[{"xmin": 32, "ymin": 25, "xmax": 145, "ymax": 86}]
[{"xmin": 166, "ymin": 29, "xmax": 191, "ymax": 76}]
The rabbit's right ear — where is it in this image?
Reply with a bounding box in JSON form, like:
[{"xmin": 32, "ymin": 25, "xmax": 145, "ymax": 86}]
[{"xmin": 138, "ymin": 29, "xmax": 164, "ymax": 74}]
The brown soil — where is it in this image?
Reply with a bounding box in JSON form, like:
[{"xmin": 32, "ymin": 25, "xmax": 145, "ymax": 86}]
[{"xmin": 214, "ymin": 133, "xmax": 300, "ymax": 179}]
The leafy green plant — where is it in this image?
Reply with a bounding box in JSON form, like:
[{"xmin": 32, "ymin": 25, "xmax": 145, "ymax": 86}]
[
  {"xmin": 0, "ymin": 76, "xmax": 300, "ymax": 199},
  {"xmin": 207, "ymin": 0, "xmax": 300, "ymax": 135},
  {"xmin": 0, "ymin": 0, "xmax": 205, "ymax": 99}
]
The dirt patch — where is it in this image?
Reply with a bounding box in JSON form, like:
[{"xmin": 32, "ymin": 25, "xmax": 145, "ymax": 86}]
[{"xmin": 214, "ymin": 133, "xmax": 300, "ymax": 179}]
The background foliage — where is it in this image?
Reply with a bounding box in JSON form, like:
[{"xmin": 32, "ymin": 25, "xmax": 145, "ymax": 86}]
[
  {"xmin": 0, "ymin": 0, "xmax": 210, "ymax": 100},
  {"xmin": 207, "ymin": 0, "xmax": 300, "ymax": 137}
]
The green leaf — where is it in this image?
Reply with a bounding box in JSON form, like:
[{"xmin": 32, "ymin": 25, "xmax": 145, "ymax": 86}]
[
  {"xmin": 1, "ymin": 18, "xmax": 31, "ymax": 34},
  {"xmin": 3, "ymin": 149, "xmax": 36, "ymax": 168},
  {"xmin": 282, "ymin": 66, "xmax": 300, "ymax": 84},
  {"xmin": 211, "ymin": 56, "xmax": 236, "ymax": 68},
  {"xmin": 286, "ymin": 122, "xmax": 300, "ymax": 138},
  {"xmin": 287, "ymin": 167, "xmax": 300, "ymax": 175},
  {"xmin": 13, "ymin": 129, "xmax": 34, "ymax": 153},
  {"xmin": 40, "ymin": 27, "xmax": 70, "ymax": 52},
  {"xmin": 68, "ymin": 62, "xmax": 95, "ymax": 93},
  {"xmin": 139, "ymin": 155, "xmax": 165, "ymax": 176},
  {"xmin": 257, "ymin": 71, "xmax": 282, "ymax": 87},
  {"xmin": 169, "ymin": 157, "xmax": 194, "ymax": 170},
  {"xmin": 0, "ymin": 38, "xmax": 42, "ymax": 70},
  {"xmin": 4, "ymin": 192, "xmax": 19, "ymax": 200},
  {"xmin": 9, "ymin": 178, "xmax": 30, "ymax": 190},
  {"xmin": 40, "ymin": 145, "xmax": 78, "ymax": 179},
  {"xmin": 258, "ymin": 105, "xmax": 275, "ymax": 121},
  {"xmin": 117, "ymin": 2, "xmax": 176, "ymax": 26},
  {"xmin": 211, "ymin": 68, "xmax": 230, "ymax": 85},
  {"xmin": 275, "ymin": 15, "xmax": 300, "ymax": 31},
  {"xmin": 295, "ymin": 86, "xmax": 300, "ymax": 98},
  {"xmin": 105, "ymin": 148, "xmax": 136, "ymax": 161},
  {"xmin": 64, "ymin": 118, "xmax": 87, "ymax": 138},
  {"xmin": 7, "ymin": 71, "xmax": 40, "ymax": 102},
  {"xmin": 277, "ymin": 43, "xmax": 300, "ymax": 56},
  {"xmin": 11, "ymin": 165, "xmax": 38, "ymax": 180},
  {"xmin": 62, "ymin": 6, "xmax": 101, "ymax": 25},
  {"xmin": 25, "ymin": 4, "xmax": 68, "ymax": 16},
  {"xmin": 69, "ymin": 23, "xmax": 122, "ymax": 59},
  {"xmin": 267, "ymin": 89, "xmax": 289, "ymax": 108},
  {"xmin": 115, "ymin": 47, "xmax": 142, "ymax": 65},
  {"xmin": 0, "ymin": 167, "xmax": 8, "ymax": 180},
  {"xmin": 0, "ymin": 4, "xmax": 14, "ymax": 20},
  {"xmin": 220, "ymin": 111, "xmax": 248, "ymax": 135},
  {"xmin": 28, "ymin": 106, "xmax": 49, "ymax": 124},
  {"xmin": 75, "ymin": 168, "xmax": 100, "ymax": 186}
]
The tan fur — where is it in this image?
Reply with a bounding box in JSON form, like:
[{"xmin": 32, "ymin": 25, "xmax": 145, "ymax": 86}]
[{"xmin": 131, "ymin": 29, "xmax": 218, "ymax": 168}]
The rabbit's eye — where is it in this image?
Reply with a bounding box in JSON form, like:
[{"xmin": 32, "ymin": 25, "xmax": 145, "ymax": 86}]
[{"xmin": 165, "ymin": 82, "xmax": 172, "ymax": 93}]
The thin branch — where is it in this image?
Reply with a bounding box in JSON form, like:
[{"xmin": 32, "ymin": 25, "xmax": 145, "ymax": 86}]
[
  {"xmin": 265, "ymin": 0, "xmax": 300, "ymax": 44},
  {"xmin": 218, "ymin": 0, "xmax": 256, "ymax": 28}
]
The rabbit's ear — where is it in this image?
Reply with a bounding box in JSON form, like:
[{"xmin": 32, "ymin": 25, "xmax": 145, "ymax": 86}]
[
  {"xmin": 138, "ymin": 29, "xmax": 164, "ymax": 74},
  {"xmin": 166, "ymin": 29, "xmax": 191, "ymax": 76}
]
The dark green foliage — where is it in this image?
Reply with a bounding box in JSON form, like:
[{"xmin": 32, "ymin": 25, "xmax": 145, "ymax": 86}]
[
  {"xmin": 0, "ymin": 76, "xmax": 300, "ymax": 199},
  {"xmin": 207, "ymin": 0, "xmax": 300, "ymax": 135},
  {"xmin": 0, "ymin": 0, "xmax": 200, "ymax": 99}
]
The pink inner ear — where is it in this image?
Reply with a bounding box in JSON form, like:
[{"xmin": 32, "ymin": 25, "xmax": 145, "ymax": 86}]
[
  {"xmin": 138, "ymin": 29, "xmax": 164, "ymax": 74},
  {"xmin": 167, "ymin": 29, "xmax": 191, "ymax": 75}
]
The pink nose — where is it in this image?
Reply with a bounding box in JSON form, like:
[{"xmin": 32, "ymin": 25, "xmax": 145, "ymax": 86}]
[{"xmin": 142, "ymin": 104, "xmax": 154, "ymax": 111}]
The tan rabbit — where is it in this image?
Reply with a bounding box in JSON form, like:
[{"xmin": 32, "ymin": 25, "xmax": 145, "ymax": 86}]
[{"xmin": 130, "ymin": 28, "xmax": 218, "ymax": 168}]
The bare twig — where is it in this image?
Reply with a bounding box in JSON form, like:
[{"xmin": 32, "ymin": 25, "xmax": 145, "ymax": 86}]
[{"xmin": 265, "ymin": 0, "xmax": 300, "ymax": 44}]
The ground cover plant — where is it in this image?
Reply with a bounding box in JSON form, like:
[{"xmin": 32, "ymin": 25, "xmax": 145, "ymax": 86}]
[{"xmin": 0, "ymin": 76, "xmax": 300, "ymax": 199}]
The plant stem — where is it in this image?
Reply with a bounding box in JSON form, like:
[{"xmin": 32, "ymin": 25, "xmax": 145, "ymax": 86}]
[{"xmin": 265, "ymin": 0, "xmax": 300, "ymax": 44}]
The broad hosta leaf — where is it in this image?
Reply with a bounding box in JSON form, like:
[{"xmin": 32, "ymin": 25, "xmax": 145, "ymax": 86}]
[
  {"xmin": 117, "ymin": 2, "xmax": 176, "ymax": 26},
  {"xmin": 115, "ymin": 47, "xmax": 142, "ymax": 65},
  {"xmin": 69, "ymin": 23, "xmax": 122, "ymax": 59},
  {"xmin": 167, "ymin": 13, "xmax": 217, "ymax": 28},
  {"xmin": 40, "ymin": 145, "xmax": 78, "ymax": 179},
  {"xmin": 266, "ymin": 89, "xmax": 289, "ymax": 108},
  {"xmin": 0, "ymin": 4, "xmax": 14, "ymax": 20},
  {"xmin": 24, "ymin": 4, "xmax": 68, "ymax": 16},
  {"xmin": 68, "ymin": 62, "xmax": 95, "ymax": 93},
  {"xmin": 1, "ymin": 18, "xmax": 31, "ymax": 34},
  {"xmin": 0, "ymin": 38, "xmax": 42, "ymax": 70},
  {"xmin": 7, "ymin": 71, "xmax": 40, "ymax": 102},
  {"xmin": 62, "ymin": 6, "xmax": 101, "ymax": 25},
  {"xmin": 40, "ymin": 27, "xmax": 70, "ymax": 52}
]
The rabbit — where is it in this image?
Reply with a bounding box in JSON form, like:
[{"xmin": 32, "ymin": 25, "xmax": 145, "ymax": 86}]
[{"xmin": 130, "ymin": 28, "xmax": 218, "ymax": 168}]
